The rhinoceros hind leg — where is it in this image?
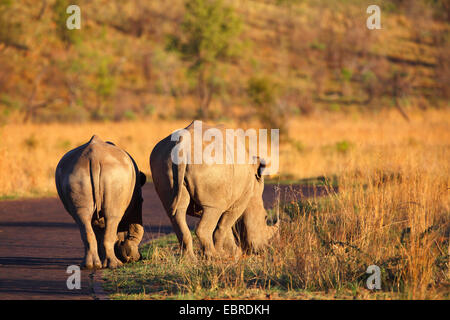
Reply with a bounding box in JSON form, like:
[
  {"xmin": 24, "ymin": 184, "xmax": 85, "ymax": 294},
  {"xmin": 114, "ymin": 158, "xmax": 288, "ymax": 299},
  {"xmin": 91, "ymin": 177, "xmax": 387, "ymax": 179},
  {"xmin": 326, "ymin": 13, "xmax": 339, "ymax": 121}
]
[
  {"xmin": 196, "ymin": 208, "xmax": 222, "ymax": 259},
  {"xmin": 101, "ymin": 213, "xmax": 123, "ymax": 269},
  {"xmin": 170, "ymin": 186, "xmax": 196, "ymax": 259},
  {"xmin": 75, "ymin": 209, "xmax": 102, "ymax": 270},
  {"xmin": 214, "ymin": 208, "xmax": 243, "ymax": 257}
]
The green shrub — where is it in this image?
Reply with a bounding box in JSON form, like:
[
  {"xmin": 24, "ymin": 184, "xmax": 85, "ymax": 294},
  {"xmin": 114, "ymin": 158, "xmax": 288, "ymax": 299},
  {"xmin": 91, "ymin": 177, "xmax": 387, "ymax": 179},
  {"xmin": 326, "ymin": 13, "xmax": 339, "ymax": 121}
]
[
  {"xmin": 23, "ymin": 134, "xmax": 38, "ymax": 149},
  {"xmin": 53, "ymin": 0, "xmax": 81, "ymax": 46},
  {"xmin": 335, "ymin": 140, "xmax": 353, "ymax": 154},
  {"xmin": 123, "ymin": 110, "xmax": 137, "ymax": 121},
  {"xmin": 247, "ymin": 76, "xmax": 277, "ymax": 107},
  {"xmin": 0, "ymin": 0, "xmax": 24, "ymax": 49},
  {"xmin": 144, "ymin": 104, "xmax": 156, "ymax": 116},
  {"xmin": 341, "ymin": 68, "xmax": 353, "ymax": 82}
]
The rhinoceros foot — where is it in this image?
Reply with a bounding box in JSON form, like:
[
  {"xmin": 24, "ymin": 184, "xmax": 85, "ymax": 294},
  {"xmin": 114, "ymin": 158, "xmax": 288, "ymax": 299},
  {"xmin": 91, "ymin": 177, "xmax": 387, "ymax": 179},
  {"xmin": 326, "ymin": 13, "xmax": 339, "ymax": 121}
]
[
  {"xmin": 102, "ymin": 256, "xmax": 123, "ymax": 269},
  {"xmin": 81, "ymin": 251, "xmax": 102, "ymax": 270}
]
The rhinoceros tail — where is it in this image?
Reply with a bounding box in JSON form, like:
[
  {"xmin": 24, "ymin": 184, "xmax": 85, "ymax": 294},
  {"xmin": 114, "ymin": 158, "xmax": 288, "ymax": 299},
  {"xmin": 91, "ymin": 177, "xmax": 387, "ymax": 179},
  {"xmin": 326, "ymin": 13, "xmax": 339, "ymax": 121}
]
[
  {"xmin": 170, "ymin": 160, "xmax": 186, "ymax": 216},
  {"xmin": 89, "ymin": 158, "xmax": 102, "ymax": 220},
  {"xmin": 169, "ymin": 134, "xmax": 188, "ymax": 216}
]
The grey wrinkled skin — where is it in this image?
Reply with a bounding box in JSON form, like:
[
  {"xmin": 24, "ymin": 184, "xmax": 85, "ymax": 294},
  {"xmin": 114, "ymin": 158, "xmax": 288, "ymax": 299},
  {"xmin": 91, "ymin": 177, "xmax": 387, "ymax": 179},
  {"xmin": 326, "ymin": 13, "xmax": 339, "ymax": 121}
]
[
  {"xmin": 55, "ymin": 135, "xmax": 146, "ymax": 269},
  {"xmin": 150, "ymin": 121, "xmax": 279, "ymax": 260}
]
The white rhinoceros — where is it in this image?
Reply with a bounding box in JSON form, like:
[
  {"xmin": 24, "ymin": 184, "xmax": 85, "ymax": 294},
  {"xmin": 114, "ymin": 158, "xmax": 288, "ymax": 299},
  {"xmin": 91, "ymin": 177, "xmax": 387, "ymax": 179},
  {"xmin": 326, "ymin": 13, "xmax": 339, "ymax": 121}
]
[
  {"xmin": 150, "ymin": 121, "xmax": 278, "ymax": 259},
  {"xmin": 55, "ymin": 135, "xmax": 146, "ymax": 269}
]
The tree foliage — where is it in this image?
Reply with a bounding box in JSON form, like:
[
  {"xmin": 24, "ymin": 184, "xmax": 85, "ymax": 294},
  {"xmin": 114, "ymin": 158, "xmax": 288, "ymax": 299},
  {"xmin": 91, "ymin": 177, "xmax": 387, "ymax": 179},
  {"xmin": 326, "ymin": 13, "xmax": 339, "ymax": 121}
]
[{"xmin": 171, "ymin": 0, "xmax": 242, "ymax": 118}]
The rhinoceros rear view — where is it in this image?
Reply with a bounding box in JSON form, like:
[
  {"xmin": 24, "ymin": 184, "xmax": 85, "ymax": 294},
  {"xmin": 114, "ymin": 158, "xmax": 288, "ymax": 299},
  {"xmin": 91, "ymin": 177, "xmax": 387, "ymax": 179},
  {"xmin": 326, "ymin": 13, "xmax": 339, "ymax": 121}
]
[
  {"xmin": 55, "ymin": 135, "xmax": 146, "ymax": 269},
  {"xmin": 150, "ymin": 121, "xmax": 279, "ymax": 259}
]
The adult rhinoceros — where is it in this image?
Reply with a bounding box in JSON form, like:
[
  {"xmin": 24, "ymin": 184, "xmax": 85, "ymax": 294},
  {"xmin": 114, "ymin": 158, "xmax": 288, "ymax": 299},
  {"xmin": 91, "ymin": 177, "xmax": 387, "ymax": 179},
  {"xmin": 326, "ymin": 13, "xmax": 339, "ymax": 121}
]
[
  {"xmin": 150, "ymin": 121, "xmax": 279, "ymax": 259},
  {"xmin": 55, "ymin": 135, "xmax": 146, "ymax": 269}
]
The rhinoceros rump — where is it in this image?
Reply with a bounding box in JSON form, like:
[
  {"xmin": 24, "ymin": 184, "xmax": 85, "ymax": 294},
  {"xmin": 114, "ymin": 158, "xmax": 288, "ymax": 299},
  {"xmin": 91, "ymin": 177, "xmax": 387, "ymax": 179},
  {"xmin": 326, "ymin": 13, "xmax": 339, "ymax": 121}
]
[
  {"xmin": 55, "ymin": 135, "xmax": 146, "ymax": 269},
  {"xmin": 150, "ymin": 121, "xmax": 279, "ymax": 259}
]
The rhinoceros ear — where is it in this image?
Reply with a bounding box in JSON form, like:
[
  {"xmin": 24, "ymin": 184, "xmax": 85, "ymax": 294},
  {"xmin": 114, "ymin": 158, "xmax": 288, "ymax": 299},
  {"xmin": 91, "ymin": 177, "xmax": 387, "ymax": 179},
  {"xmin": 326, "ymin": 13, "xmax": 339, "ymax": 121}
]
[
  {"xmin": 253, "ymin": 157, "xmax": 266, "ymax": 181},
  {"xmin": 139, "ymin": 171, "xmax": 147, "ymax": 186}
]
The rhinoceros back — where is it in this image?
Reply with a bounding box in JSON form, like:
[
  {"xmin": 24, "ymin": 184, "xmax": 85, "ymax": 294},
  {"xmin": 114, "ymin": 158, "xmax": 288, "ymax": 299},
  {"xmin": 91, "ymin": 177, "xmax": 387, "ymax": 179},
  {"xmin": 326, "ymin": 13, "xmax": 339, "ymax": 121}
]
[{"xmin": 56, "ymin": 135, "xmax": 135, "ymax": 217}]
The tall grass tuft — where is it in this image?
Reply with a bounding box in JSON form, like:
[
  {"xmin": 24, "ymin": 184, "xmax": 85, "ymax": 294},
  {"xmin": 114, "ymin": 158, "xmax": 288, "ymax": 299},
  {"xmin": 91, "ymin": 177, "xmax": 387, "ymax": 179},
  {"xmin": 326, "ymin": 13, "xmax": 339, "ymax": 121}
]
[{"xmin": 104, "ymin": 160, "xmax": 448, "ymax": 299}]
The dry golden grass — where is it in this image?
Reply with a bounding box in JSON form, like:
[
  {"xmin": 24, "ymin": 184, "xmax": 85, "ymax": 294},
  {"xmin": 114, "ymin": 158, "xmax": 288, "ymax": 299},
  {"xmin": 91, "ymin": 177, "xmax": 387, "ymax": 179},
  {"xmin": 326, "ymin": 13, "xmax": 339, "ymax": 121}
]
[
  {"xmin": 0, "ymin": 119, "xmax": 189, "ymax": 198},
  {"xmin": 102, "ymin": 109, "xmax": 448, "ymax": 300},
  {"xmin": 0, "ymin": 109, "xmax": 449, "ymax": 198},
  {"xmin": 105, "ymin": 153, "xmax": 449, "ymax": 299},
  {"xmin": 280, "ymin": 108, "xmax": 450, "ymax": 178}
]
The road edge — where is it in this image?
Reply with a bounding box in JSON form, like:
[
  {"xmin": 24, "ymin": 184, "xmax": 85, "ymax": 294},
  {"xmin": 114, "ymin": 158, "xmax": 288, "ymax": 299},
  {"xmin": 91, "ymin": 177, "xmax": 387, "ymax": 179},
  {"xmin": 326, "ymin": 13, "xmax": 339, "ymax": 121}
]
[{"xmin": 90, "ymin": 270, "xmax": 109, "ymax": 300}]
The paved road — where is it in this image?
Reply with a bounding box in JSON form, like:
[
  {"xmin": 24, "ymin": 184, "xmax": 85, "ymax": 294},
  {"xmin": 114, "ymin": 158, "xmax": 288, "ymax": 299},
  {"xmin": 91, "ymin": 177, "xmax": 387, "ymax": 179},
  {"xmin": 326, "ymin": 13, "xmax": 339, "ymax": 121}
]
[{"xmin": 0, "ymin": 183, "xmax": 309, "ymax": 300}]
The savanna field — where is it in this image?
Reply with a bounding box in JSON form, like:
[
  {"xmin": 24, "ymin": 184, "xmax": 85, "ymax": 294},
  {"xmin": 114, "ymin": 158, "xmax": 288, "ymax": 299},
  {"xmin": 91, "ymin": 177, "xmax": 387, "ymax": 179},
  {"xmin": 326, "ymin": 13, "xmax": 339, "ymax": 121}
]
[
  {"xmin": 0, "ymin": 0, "xmax": 449, "ymax": 300},
  {"xmin": 1, "ymin": 109, "xmax": 448, "ymax": 299}
]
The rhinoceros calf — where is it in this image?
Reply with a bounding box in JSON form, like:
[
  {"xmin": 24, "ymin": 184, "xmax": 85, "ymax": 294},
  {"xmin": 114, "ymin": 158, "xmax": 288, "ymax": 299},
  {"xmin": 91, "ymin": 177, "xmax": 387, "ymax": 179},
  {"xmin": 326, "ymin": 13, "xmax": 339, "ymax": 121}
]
[
  {"xmin": 150, "ymin": 121, "xmax": 278, "ymax": 259},
  {"xmin": 55, "ymin": 135, "xmax": 146, "ymax": 269}
]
